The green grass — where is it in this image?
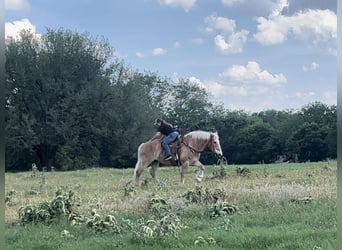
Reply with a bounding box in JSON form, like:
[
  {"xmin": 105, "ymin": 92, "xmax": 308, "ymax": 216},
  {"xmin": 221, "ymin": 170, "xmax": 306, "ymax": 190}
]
[{"xmin": 5, "ymin": 162, "xmax": 337, "ymax": 249}]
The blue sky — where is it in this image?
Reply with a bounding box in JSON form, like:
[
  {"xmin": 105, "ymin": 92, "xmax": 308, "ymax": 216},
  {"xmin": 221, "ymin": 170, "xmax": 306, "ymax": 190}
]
[{"xmin": 5, "ymin": 0, "xmax": 337, "ymax": 112}]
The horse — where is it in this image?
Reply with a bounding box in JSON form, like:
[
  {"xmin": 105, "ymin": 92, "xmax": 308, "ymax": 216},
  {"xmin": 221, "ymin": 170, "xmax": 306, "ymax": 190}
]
[{"xmin": 132, "ymin": 130, "xmax": 223, "ymax": 185}]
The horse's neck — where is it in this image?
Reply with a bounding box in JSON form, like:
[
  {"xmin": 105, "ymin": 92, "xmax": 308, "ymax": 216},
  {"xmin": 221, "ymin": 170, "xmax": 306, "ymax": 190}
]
[{"xmin": 184, "ymin": 135, "xmax": 209, "ymax": 152}]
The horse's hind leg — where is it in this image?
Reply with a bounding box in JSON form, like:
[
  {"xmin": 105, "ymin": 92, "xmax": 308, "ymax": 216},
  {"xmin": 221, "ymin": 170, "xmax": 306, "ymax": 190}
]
[
  {"xmin": 149, "ymin": 161, "xmax": 159, "ymax": 180},
  {"xmin": 133, "ymin": 161, "xmax": 145, "ymax": 186}
]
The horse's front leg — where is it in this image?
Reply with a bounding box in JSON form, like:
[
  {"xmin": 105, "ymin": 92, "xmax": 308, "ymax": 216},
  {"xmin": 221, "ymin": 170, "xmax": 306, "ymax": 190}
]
[
  {"xmin": 180, "ymin": 160, "xmax": 189, "ymax": 184},
  {"xmin": 193, "ymin": 160, "xmax": 205, "ymax": 182}
]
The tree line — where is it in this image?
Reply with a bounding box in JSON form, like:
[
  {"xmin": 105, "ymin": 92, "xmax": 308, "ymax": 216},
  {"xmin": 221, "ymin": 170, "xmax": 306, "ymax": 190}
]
[{"xmin": 5, "ymin": 29, "xmax": 336, "ymax": 172}]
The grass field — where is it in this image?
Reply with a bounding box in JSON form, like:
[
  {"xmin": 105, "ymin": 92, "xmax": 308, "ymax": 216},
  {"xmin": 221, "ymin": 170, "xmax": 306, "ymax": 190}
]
[{"xmin": 5, "ymin": 161, "xmax": 336, "ymax": 249}]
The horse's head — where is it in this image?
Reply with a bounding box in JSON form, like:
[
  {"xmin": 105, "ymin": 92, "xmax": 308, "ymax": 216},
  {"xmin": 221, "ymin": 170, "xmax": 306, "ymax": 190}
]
[{"xmin": 208, "ymin": 132, "xmax": 223, "ymax": 158}]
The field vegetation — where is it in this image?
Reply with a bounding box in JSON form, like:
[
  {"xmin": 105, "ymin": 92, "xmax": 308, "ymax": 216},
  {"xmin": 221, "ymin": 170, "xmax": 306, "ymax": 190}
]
[{"xmin": 5, "ymin": 161, "xmax": 336, "ymax": 249}]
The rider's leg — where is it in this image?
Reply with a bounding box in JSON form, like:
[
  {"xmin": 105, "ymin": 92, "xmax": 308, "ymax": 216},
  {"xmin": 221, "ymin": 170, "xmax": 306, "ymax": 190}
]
[{"xmin": 162, "ymin": 131, "xmax": 179, "ymax": 158}]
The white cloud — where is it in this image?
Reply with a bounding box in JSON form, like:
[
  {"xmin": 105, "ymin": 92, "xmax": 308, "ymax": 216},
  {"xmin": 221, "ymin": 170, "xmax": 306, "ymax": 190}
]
[
  {"xmin": 204, "ymin": 13, "xmax": 236, "ymax": 34},
  {"xmin": 5, "ymin": 0, "xmax": 30, "ymax": 11},
  {"xmin": 214, "ymin": 30, "xmax": 248, "ymax": 54},
  {"xmin": 188, "ymin": 76, "xmax": 226, "ymax": 97},
  {"xmin": 182, "ymin": 62, "xmax": 287, "ymax": 110},
  {"xmin": 181, "ymin": 72, "xmax": 334, "ymax": 112},
  {"xmin": 159, "ymin": 0, "xmax": 197, "ymax": 12},
  {"xmin": 221, "ymin": 61, "xmax": 287, "ymax": 85},
  {"xmin": 302, "ymin": 62, "xmax": 319, "ymax": 72},
  {"xmin": 270, "ymin": 0, "xmax": 289, "ymax": 18},
  {"xmin": 203, "ymin": 13, "xmax": 249, "ymax": 55},
  {"xmin": 152, "ymin": 47, "xmax": 167, "ymax": 55},
  {"xmin": 5, "ymin": 18, "xmax": 37, "ymax": 39},
  {"xmin": 254, "ymin": 3, "xmax": 337, "ymax": 45},
  {"xmin": 221, "ymin": 0, "xmax": 244, "ymax": 6}
]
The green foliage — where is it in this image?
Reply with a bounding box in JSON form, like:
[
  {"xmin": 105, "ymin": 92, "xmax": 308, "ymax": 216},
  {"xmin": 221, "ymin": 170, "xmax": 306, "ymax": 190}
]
[
  {"xmin": 194, "ymin": 236, "xmax": 217, "ymax": 246},
  {"xmin": 5, "ymin": 190, "xmax": 16, "ymax": 205},
  {"xmin": 163, "ymin": 78, "xmax": 214, "ymax": 133},
  {"xmin": 18, "ymin": 188, "xmax": 81, "ymax": 224},
  {"xmin": 236, "ymin": 166, "xmax": 251, "ymax": 177},
  {"xmin": 289, "ymin": 122, "xmax": 329, "ymax": 162},
  {"xmin": 148, "ymin": 194, "xmax": 171, "ymax": 217},
  {"xmin": 290, "ymin": 196, "xmax": 313, "ymax": 204},
  {"xmin": 211, "ymin": 156, "xmax": 228, "ymax": 179},
  {"xmin": 211, "ymin": 164, "xmax": 227, "ymax": 179},
  {"xmin": 126, "ymin": 214, "xmax": 184, "ymax": 244},
  {"xmin": 182, "ymin": 186, "xmax": 226, "ymax": 204},
  {"xmin": 123, "ymin": 181, "xmax": 136, "ymax": 197},
  {"xmin": 235, "ymin": 121, "xmax": 278, "ymax": 164},
  {"xmin": 85, "ymin": 211, "xmax": 121, "ymax": 233},
  {"xmin": 125, "ymin": 195, "xmax": 185, "ymax": 245},
  {"xmin": 5, "ymin": 28, "xmax": 160, "ymax": 171},
  {"xmin": 209, "ymin": 201, "xmax": 239, "ymax": 218}
]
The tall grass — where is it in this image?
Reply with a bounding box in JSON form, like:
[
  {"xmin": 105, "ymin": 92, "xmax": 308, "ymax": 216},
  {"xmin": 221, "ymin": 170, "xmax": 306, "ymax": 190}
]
[{"xmin": 5, "ymin": 162, "xmax": 336, "ymax": 249}]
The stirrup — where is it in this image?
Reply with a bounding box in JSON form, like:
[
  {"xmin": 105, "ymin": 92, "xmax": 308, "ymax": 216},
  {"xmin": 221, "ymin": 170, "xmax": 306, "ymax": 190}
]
[{"xmin": 164, "ymin": 155, "xmax": 172, "ymax": 161}]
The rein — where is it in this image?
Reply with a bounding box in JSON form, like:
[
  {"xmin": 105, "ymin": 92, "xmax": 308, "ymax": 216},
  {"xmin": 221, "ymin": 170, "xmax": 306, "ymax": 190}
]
[{"xmin": 181, "ymin": 139, "xmax": 203, "ymax": 154}]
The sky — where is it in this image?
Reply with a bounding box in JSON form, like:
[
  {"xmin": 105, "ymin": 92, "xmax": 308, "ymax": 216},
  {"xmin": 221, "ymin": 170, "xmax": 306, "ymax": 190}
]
[{"xmin": 5, "ymin": 0, "xmax": 337, "ymax": 112}]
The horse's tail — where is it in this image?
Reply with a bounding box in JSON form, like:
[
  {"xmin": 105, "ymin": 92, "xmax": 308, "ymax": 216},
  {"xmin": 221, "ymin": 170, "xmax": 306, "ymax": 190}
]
[{"xmin": 132, "ymin": 142, "xmax": 145, "ymax": 185}]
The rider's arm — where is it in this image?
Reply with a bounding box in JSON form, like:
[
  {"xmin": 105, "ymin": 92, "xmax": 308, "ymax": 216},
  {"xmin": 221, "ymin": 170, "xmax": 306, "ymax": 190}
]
[{"xmin": 151, "ymin": 131, "xmax": 162, "ymax": 140}]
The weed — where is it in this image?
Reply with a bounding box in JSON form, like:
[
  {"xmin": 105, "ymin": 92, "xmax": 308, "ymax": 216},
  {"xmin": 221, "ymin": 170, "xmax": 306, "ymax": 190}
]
[
  {"xmin": 182, "ymin": 186, "xmax": 226, "ymax": 204},
  {"xmin": 211, "ymin": 156, "xmax": 228, "ymax": 179},
  {"xmin": 290, "ymin": 196, "xmax": 313, "ymax": 204},
  {"xmin": 236, "ymin": 166, "xmax": 251, "ymax": 177},
  {"xmin": 209, "ymin": 201, "xmax": 239, "ymax": 218},
  {"xmin": 215, "ymin": 217, "xmax": 233, "ymax": 231},
  {"xmin": 194, "ymin": 236, "xmax": 217, "ymax": 246},
  {"xmin": 85, "ymin": 210, "xmax": 121, "ymax": 233},
  {"xmin": 148, "ymin": 194, "xmax": 170, "ymax": 216},
  {"xmin": 18, "ymin": 187, "xmax": 81, "ymax": 224},
  {"xmin": 124, "ymin": 181, "xmax": 136, "ymax": 197},
  {"xmin": 5, "ymin": 190, "xmax": 16, "ymax": 205},
  {"xmin": 212, "ymin": 164, "xmax": 227, "ymax": 179}
]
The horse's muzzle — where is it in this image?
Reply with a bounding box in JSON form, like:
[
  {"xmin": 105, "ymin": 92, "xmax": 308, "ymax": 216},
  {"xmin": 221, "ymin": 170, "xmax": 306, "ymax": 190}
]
[{"xmin": 216, "ymin": 153, "xmax": 223, "ymax": 158}]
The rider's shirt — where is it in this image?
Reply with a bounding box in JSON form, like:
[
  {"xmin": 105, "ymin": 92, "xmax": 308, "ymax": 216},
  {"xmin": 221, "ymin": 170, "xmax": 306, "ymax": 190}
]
[{"xmin": 157, "ymin": 122, "xmax": 174, "ymax": 136}]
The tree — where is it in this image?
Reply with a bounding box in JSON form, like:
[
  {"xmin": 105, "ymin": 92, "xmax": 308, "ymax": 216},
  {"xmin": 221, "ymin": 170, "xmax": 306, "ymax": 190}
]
[
  {"xmin": 288, "ymin": 122, "xmax": 328, "ymax": 162},
  {"xmin": 163, "ymin": 79, "xmax": 214, "ymax": 133},
  {"xmin": 299, "ymin": 102, "xmax": 336, "ymax": 160},
  {"xmin": 234, "ymin": 120, "xmax": 278, "ymax": 164},
  {"xmin": 5, "ymin": 28, "xmax": 114, "ymax": 170},
  {"xmin": 98, "ymin": 70, "xmax": 161, "ymax": 168}
]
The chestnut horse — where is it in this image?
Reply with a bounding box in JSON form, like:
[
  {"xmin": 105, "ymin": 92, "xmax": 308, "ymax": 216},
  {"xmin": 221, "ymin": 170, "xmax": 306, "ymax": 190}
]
[{"xmin": 132, "ymin": 130, "xmax": 223, "ymax": 185}]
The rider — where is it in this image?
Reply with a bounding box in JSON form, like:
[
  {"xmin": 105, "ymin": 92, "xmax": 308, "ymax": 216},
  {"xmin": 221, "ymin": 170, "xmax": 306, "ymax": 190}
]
[{"xmin": 151, "ymin": 119, "xmax": 179, "ymax": 161}]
